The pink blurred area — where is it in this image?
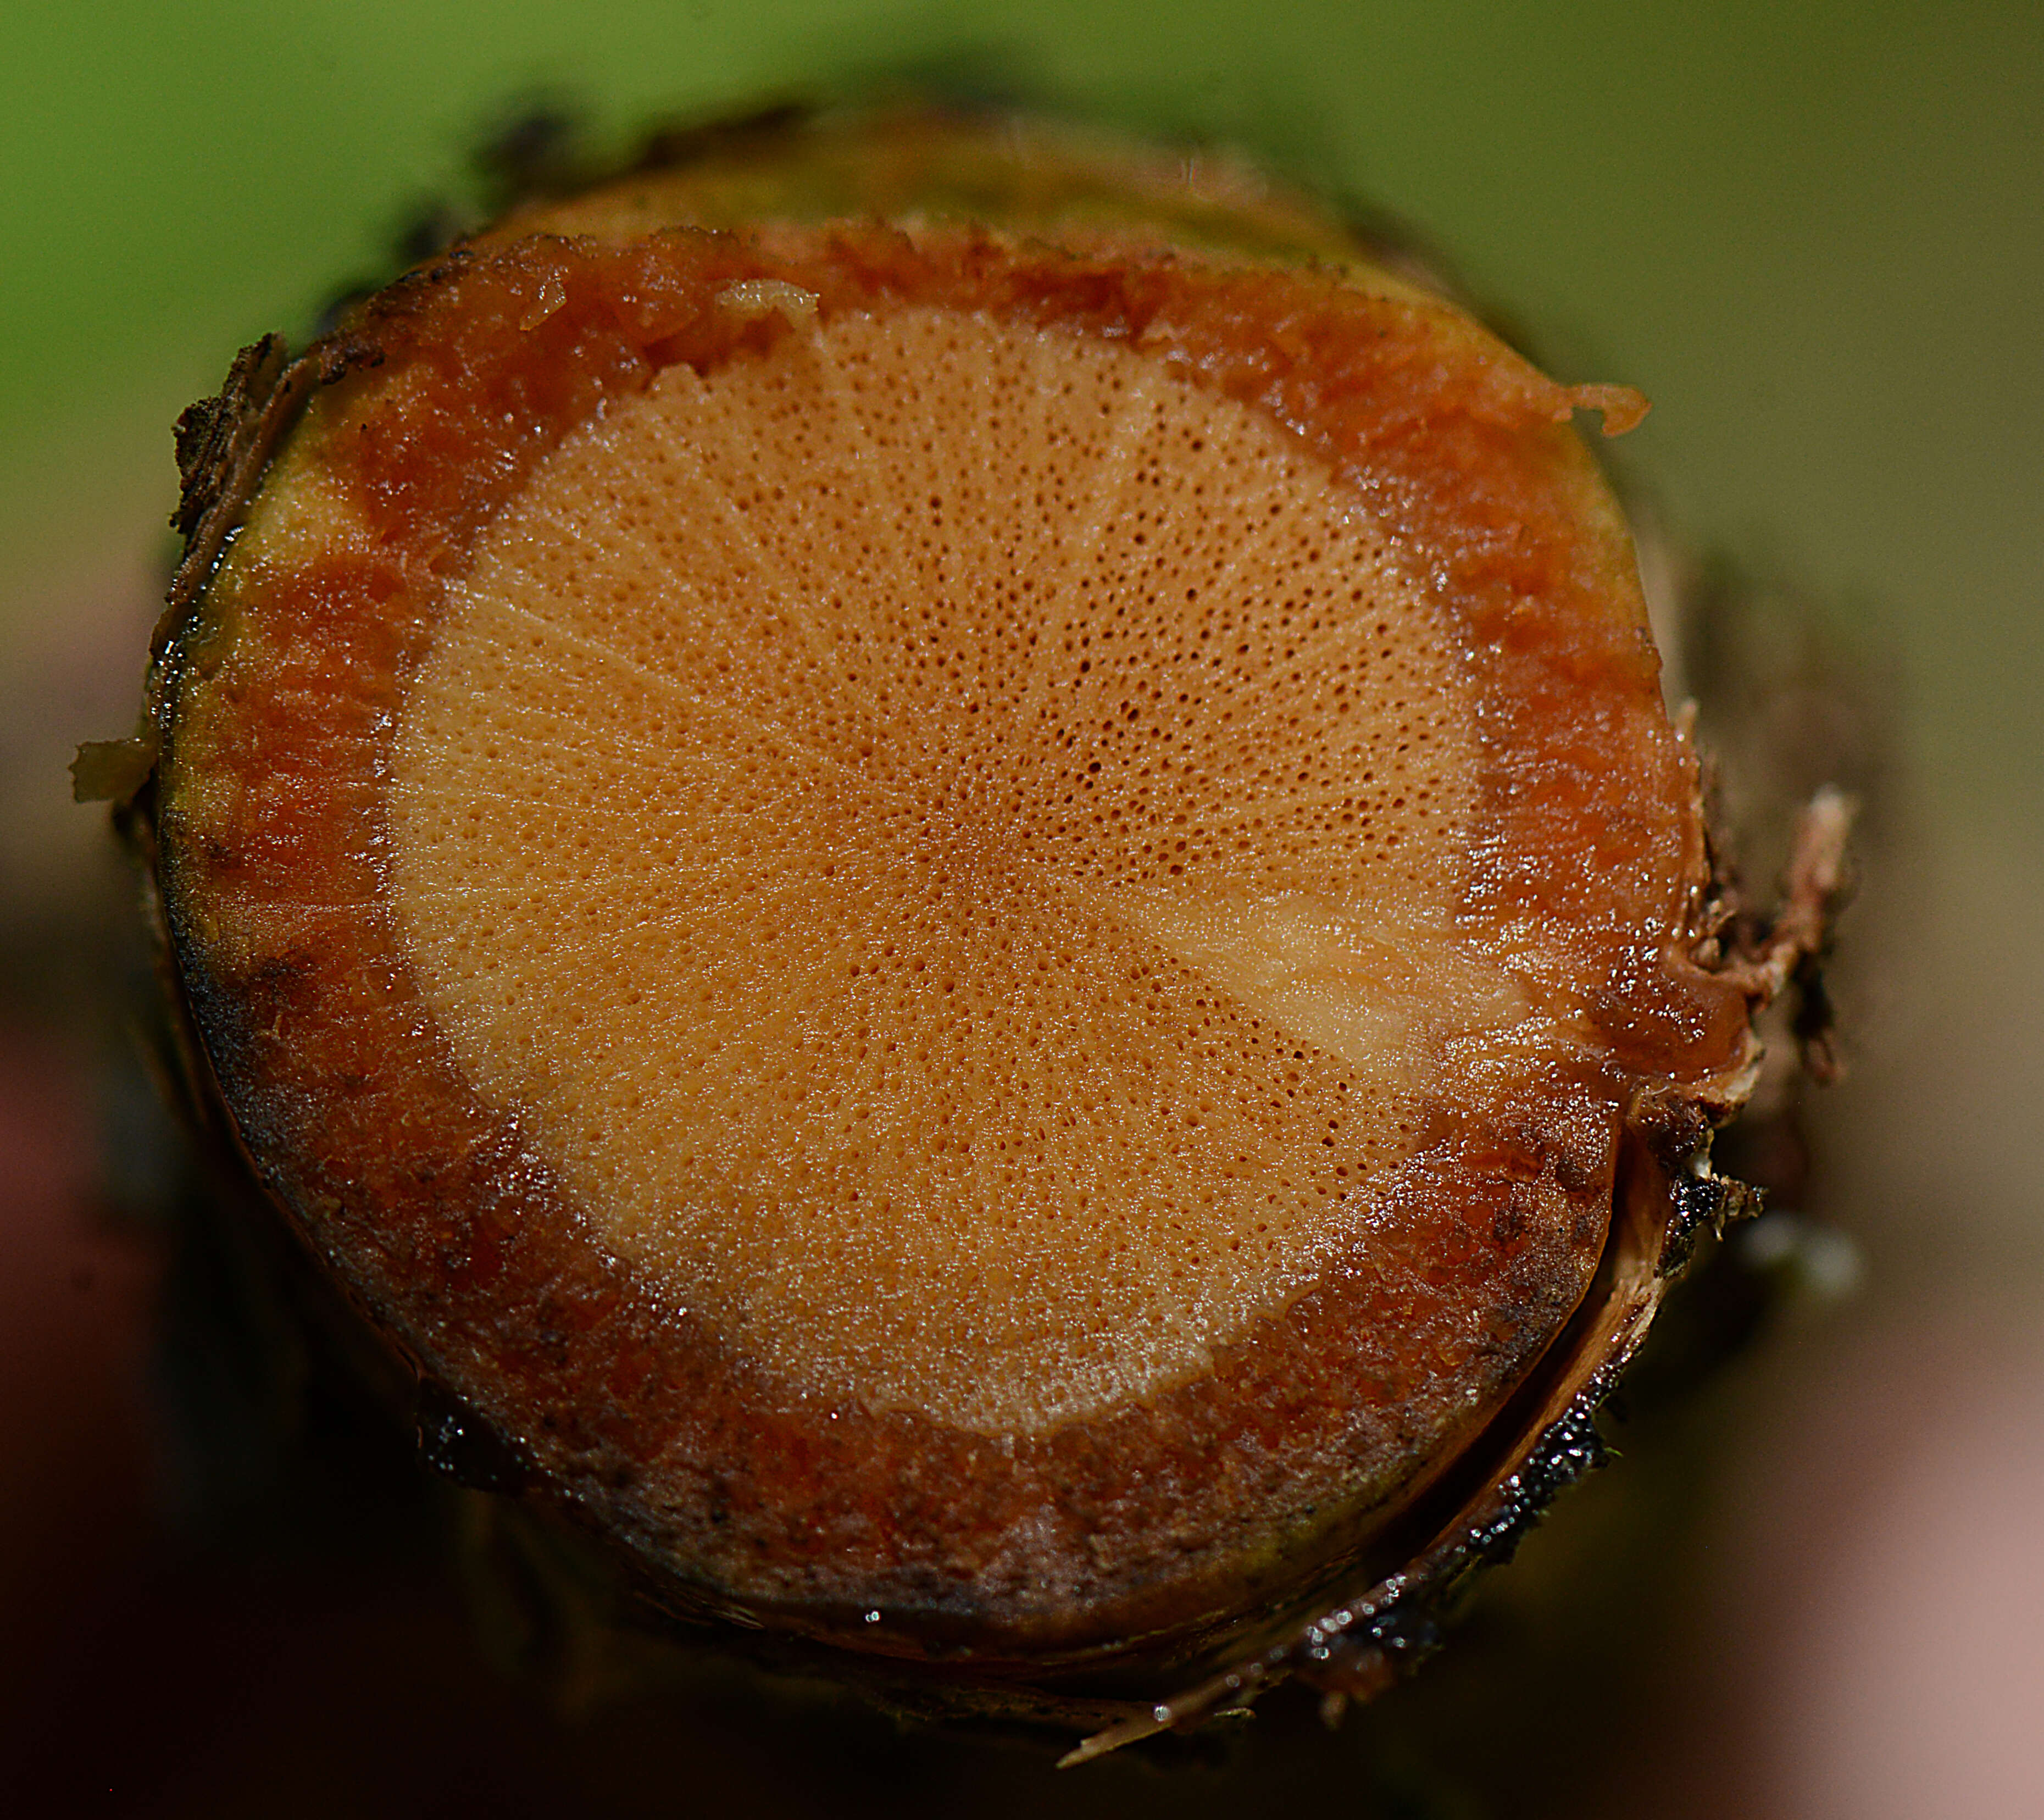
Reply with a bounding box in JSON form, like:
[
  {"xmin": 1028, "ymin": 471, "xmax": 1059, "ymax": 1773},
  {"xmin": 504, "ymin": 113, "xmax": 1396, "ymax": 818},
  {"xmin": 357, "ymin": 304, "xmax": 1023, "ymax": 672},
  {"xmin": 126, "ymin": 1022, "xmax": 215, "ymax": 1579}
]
[
  {"xmin": 0, "ymin": 1031, "xmax": 159, "ymax": 1703},
  {"xmin": 1750, "ymin": 1331, "xmax": 2044, "ymax": 1820},
  {"xmin": 1609, "ymin": 1315, "xmax": 2044, "ymax": 1820}
]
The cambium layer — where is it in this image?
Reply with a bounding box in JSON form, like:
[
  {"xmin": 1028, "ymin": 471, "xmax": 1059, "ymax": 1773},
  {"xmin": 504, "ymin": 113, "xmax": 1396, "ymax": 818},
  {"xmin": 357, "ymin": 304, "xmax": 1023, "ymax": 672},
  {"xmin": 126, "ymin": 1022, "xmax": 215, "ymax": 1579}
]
[{"xmin": 91, "ymin": 114, "xmax": 1841, "ymax": 1754}]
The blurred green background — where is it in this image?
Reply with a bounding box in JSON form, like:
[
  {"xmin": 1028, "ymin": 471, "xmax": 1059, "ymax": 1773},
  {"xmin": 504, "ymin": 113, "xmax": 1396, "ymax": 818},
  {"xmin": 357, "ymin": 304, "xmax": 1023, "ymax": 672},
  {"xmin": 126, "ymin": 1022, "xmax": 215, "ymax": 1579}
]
[{"xmin": 2, "ymin": 2, "xmax": 2039, "ymax": 1816}]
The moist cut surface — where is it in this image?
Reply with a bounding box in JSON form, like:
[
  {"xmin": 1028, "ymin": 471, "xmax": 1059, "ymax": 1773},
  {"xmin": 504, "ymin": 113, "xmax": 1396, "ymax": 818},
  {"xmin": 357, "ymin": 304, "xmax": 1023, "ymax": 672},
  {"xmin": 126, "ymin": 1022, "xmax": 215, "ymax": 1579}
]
[
  {"xmin": 391, "ymin": 304, "xmax": 1523, "ymax": 1435},
  {"xmin": 154, "ymin": 222, "xmax": 1749, "ymax": 1664}
]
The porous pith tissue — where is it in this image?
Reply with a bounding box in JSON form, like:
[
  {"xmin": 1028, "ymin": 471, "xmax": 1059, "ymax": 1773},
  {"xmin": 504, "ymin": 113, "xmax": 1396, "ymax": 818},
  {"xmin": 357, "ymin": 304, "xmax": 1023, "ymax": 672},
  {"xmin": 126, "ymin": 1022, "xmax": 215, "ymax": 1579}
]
[{"xmin": 388, "ymin": 304, "xmax": 1546, "ymax": 1432}]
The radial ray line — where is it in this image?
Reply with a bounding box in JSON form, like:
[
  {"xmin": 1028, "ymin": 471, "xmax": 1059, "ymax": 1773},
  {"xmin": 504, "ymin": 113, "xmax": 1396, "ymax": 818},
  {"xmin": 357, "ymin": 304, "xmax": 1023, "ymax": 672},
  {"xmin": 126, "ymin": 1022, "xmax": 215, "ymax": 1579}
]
[
  {"xmin": 1215, "ymin": 585, "xmax": 1443, "ymax": 743},
  {"xmin": 493, "ymin": 500, "xmax": 759, "ymax": 669},
  {"xmin": 796, "ymin": 340, "xmax": 961, "ymax": 698},
  {"xmin": 498, "ymin": 489, "xmax": 637, "ymax": 583},
  {"xmin": 1003, "ymin": 962, "xmax": 1095, "ymax": 1154},
  {"xmin": 407, "ymin": 714, "xmax": 770, "ymax": 773},
  {"xmin": 1009, "ymin": 942, "xmax": 1081, "ymax": 1152},
  {"xmin": 550, "ymin": 870, "xmax": 844, "ymax": 965},
  {"xmin": 780, "ymin": 331, "xmax": 919, "ymax": 653},
  {"xmin": 562, "ymin": 939, "xmax": 849, "ymax": 1046},
  {"xmin": 686, "ymin": 353, "xmax": 895, "ymax": 646},
  {"xmin": 939, "ymin": 941, "xmax": 1009, "ymax": 1223},
  {"xmin": 975, "ymin": 878, "xmax": 1186, "ymax": 1190},
  {"xmin": 1009, "ymin": 359, "xmax": 1169, "ymax": 733},
  {"xmin": 702, "ymin": 951, "xmax": 863, "ymax": 1054},
  {"xmin": 1188, "ymin": 779, "xmax": 1409, "ymax": 828},
  {"xmin": 468, "ymin": 593, "xmax": 720, "ymax": 693},
  {"xmin": 503, "ymin": 902, "xmax": 802, "ymax": 960},
  {"xmin": 396, "ymin": 795, "xmax": 850, "ymax": 870},
  {"xmin": 397, "ymin": 881, "xmax": 711, "ymax": 925},
  {"xmin": 1140, "ymin": 468, "xmax": 1301, "ymax": 643},
  {"xmin": 397, "ymin": 745, "xmax": 751, "ymax": 795},
  {"xmin": 652, "ymin": 364, "xmax": 894, "ymax": 726},
  {"xmin": 403, "ymin": 842, "xmax": 823, "ymax": 905},
  {"xmin": 592, "ymin": 850, "xmax": 851, "ymax": 907},
  {"xmin": 473, "ymin": 595, "xmax": 914, "ymax": 806},
  {"xmin": 908, "ymin": 331, "xmax": 1015, "ymax": 631}
]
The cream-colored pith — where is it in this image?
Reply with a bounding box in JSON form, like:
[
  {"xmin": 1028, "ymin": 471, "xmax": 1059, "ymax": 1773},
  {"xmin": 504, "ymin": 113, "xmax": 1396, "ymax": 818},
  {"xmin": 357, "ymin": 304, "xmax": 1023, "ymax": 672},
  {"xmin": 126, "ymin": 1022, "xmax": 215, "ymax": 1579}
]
[{"xmin": 387, "ymin": 307, "xmax": 1547, "ymax": 1434}]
